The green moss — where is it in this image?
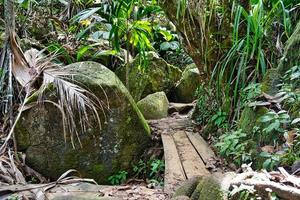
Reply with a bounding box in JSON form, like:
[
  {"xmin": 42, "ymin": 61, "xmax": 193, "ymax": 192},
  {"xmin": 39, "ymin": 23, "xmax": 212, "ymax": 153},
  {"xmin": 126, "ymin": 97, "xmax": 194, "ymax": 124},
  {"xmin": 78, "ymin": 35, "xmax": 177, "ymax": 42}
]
[
  {"xmin": 137, "ymin": 92, "xmax": 169, "ymax": 120},
  {"xmin": 174, "ymin": 63, "xmax": 201, "ymax": 103},
  {"xmin": 238, "ymin": 107, "xmax": 268, "ymax": 134},
  {"xmin": 173, "ymin": 177, "xmax": 201, "ymax": 197},
  {"xmin": 261, "ymin": 68, "xmax": 281, "ymax": 95},
  {"xmin": 91, "ymin": 164, "xmax": 105, "ymax": 174},
  {"xmin": 173, "ymin": 176, "xmax": 224, "ymax": 200},
  {"xmin": 193, "ymin": 176, "xmax": 223, "ymax": 200},
  {"xmin": 15, "ymin": 123, "xmax": 31, "ymax": 150}
]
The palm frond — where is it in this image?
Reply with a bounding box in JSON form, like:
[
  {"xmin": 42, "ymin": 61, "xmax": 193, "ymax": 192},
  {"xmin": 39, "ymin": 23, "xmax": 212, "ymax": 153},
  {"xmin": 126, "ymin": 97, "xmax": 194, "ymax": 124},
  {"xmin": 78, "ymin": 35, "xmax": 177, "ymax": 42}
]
[
  {"xmin": 41, "ymin": 68, "xmax": 105, "ymax": 148},
  {"xmin": 23, "ymin": 49, "xmax": 107, "ymax": 148}
]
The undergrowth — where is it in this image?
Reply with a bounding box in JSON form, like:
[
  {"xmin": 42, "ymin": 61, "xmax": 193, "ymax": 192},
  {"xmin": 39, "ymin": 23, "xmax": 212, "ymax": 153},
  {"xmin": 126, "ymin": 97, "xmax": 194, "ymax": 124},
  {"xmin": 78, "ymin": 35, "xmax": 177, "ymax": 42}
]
[{"xmin": 108, "ymin": 158, "xmax": 165, "ymax": 186}]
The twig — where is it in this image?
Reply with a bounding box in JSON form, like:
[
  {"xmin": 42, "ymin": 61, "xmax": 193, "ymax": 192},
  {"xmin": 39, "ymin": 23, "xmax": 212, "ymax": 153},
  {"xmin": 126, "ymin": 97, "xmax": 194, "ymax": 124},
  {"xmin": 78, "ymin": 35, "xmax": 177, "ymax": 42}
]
[
  {"xmin": 231, "ymin": 179, "xmax": 300, "ymax": 200},
  {"xmin": 278, "ymin": 167, "xmax": 300, "ymax": 188}
]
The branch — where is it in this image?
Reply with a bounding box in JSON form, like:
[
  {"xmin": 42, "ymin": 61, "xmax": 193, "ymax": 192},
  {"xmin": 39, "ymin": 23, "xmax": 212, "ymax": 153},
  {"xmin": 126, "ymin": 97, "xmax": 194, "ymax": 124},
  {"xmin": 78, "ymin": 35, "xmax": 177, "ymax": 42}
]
[{"xmin": 231, "ymin": 179, "xmax": 300, "ymax": 200}]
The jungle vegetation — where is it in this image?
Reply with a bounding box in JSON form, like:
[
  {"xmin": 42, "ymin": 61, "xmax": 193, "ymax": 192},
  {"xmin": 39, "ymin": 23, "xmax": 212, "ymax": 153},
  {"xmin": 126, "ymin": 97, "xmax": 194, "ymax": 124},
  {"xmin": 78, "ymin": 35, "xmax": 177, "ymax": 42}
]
[{"xmin": 0, "ymin": 0, "xmax": 300, "ymax": 192}]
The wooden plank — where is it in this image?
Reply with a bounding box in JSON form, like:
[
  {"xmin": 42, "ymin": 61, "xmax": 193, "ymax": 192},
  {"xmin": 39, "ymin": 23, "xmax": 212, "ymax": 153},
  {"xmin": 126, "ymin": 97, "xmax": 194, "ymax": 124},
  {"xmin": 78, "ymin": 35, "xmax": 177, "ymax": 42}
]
[
  {"xmin": 161, "ymin": 134, "xmax": 186, "ymax": 194},
  {"xmin": 186, "ymin": 132, "xmax": 216, "ymax": 164},
  {"xmin": 173, "ymin": 131, "xmax": 210, "ymax": 179}
]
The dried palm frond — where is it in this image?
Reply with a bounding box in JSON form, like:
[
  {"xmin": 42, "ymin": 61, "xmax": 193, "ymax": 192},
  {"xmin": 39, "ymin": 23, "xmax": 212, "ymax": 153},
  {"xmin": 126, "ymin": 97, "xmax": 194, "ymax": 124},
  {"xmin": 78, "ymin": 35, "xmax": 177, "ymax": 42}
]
[
  {"xmin": 2, "ymin": 46, "xmax": 108, "ymax": 150},
  {"xmin": 40, "ymin": 66, "xmax": 106, "ymax": 147},
  {"xmin": 0, "ymin": 148, "xmax": 26, "ymax": 185},
  {"xmin": 2, "ymin": 45, "xmax": 108, "ymax": 151},
  {"xmin": 20, "ymin": 48, "xmax": 108, "ymax": 148}
]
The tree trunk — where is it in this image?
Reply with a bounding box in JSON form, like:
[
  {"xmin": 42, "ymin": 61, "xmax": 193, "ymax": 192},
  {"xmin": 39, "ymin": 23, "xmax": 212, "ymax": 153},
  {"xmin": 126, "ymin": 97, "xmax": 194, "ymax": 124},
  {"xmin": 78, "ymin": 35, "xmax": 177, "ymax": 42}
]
[
  {"xmin": 158, "ymin": 0, "xmax": 233, "ymax": 84},
  {"xmin": 4, "ymin": 0, "xmax": 15, "ymax": 37}
]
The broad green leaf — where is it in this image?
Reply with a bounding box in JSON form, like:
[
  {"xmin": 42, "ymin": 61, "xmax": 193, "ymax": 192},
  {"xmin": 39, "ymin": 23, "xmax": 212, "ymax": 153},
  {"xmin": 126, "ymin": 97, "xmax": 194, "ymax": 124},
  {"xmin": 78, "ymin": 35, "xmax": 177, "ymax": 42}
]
[
  {"xmin": 292, "ymin": 118, "xmax": 300, "ymax": 125},
  {"xmin": 158, "ymin": 29, "xmax": 173, "ymax": 41},
  {"xmin": 258, "ymin": 115, "xmax": 273, "ymax": 122},
  {"xmin": 93, "ymin": 50, "xmax": 117, "ymax": 57},
  {"xmin": 77, "ymin": 45, "xmax": 92, "ymax": 61},
  {"xmin": 72, "ymin": 7, "xmax": 101, "ymax": 23}
]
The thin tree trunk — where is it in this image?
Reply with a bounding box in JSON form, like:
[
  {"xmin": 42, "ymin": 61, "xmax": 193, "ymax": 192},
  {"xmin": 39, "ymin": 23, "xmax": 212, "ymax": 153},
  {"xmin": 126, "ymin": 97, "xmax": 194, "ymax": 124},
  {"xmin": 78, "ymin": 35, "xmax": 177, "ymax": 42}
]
[{"xmin": 4, "ymin": 0, "xmax": 15, "ymax": 38}]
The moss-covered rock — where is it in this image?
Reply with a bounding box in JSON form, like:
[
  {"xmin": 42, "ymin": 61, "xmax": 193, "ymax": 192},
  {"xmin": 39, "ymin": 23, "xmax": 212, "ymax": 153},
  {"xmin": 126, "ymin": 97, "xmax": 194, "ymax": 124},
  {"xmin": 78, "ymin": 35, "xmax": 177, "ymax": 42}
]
[
  {"xmin": 174, "ymin": 64, "xmax": 201, "ymax": 103},
  {"xmin": 173, "ymin": 176, "xmax": 224, "ymax": 200},
  {"xmin": 15, "ymin": 61, "xmax": 151, "ymax": 184},
  {"xmin": 260, "ymin": 21, "xmax": 300, "ymax": 96},
  {"xmin": 116, "ymin": 51, "xmax": 182, "ymax": 101},
  {"xmin": 137, "ymin": 91, "xmax": 169, "ymax": 120},
  {"xmin": 261, "ymin": 68, "xmax": 281, "ymax": 95},
  {"xmin": 238, "ymin": 106, "xmax": 269, "ymax": 134},
  {"xmin": 173, "ymin": 177, "xmax": 201, "ymax": 197},
  {"xmin": 190, "ymin": 176, "xmax": 223, "ymax": 200}
]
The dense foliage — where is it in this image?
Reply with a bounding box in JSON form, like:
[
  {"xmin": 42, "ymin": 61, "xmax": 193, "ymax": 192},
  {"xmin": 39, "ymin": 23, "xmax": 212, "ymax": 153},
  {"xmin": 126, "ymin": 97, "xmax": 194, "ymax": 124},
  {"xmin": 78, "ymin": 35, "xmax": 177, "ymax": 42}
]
[{"xmin": 1, "ymin": 0, "xmax": 300, "ymax": 190}]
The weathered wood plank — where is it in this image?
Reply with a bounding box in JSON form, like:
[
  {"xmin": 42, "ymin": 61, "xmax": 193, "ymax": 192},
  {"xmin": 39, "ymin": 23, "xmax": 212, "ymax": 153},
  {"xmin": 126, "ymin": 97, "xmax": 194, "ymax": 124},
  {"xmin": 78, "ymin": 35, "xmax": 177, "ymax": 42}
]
[
  {"xmin": 173, "ymin": 131, "xmax": 209, "ymax": 179},
  {"xmin": 186, "ymin": 132, "xmax": 216, "ymax": 164},
  {"xmin": 161, "ymin": 134, "xmax": 186, "ymax": 194}
]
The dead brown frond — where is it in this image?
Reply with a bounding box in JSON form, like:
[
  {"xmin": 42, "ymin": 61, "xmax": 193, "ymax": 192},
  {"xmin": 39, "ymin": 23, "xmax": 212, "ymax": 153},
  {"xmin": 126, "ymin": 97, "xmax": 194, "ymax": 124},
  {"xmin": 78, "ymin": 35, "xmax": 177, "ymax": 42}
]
[
  {"xmin": 40, "ymin": 66, "xmax": 105, "ymax": 148},
  {"xmin": 0, "ymin": 148, "xmax": 26, "ymax": 185},
  {"xmin": 16, "ymin": 48, "xmax": 107, "ymax": 148}
]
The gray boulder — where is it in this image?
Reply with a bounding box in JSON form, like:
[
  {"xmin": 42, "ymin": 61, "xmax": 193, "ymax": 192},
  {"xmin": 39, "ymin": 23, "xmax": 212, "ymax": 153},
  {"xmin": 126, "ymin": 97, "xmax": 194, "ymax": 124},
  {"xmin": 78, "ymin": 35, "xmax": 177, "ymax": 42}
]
[{"xmin": 15, "ymin": 61, "xmax": 151, "ymax": 184}]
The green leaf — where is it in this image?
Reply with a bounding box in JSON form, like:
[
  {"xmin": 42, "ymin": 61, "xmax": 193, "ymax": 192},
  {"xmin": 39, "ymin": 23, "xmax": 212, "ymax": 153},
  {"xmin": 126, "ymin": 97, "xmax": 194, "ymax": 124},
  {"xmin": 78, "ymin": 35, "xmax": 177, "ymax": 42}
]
[
  {"xmin": 291, "ymin": 118, "xmax": 300, "ymax": 125},
  {"xmin": 71, "ymin": 8, "xmax": 101, "ymax": 23},
  {"xmin": 158, "ymin": 29, "xmax": 173, "ymax": 41},
  {"xmin": 263, "ymin": 159, "xmax": 272, "ymax": 169},
  {"xmin": 258, "ymin": 115, "xmax": 273, "ymax": 122},
  {"xmin": 260, "ymin": 151, "xmax": 270, "ymax": 158},
  {"xmin": 93, "ymin": 50, "xmax": 117, "ymax": 57},
  {"xmin": 264, "ymin": 121, "xmax": 280, "ymax": 133},
  {"xmin": 77, "ymin": 45, "xmax": 93, "ymax": 61}
]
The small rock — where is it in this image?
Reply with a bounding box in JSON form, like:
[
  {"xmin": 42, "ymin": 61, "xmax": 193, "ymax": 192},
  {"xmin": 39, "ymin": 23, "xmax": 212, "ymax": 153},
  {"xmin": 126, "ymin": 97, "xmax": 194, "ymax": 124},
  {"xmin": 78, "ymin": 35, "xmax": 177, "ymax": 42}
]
[{"xmin": 137, "ymin": 92, "xmax": 169, "ymax": 120}]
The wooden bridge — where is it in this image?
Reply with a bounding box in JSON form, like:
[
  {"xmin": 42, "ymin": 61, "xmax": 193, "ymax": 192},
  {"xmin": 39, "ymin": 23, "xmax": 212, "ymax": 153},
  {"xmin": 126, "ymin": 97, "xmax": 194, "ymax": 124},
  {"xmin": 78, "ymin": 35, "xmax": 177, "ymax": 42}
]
[{"xmin": 149, "ymin": 104, "xmax": 217, "ymax": 195}]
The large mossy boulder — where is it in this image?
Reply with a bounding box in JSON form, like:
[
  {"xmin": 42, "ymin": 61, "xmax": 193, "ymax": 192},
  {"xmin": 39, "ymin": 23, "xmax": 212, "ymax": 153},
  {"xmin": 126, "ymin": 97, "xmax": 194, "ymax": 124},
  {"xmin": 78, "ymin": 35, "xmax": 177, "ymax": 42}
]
[
  {"xmin": 174, "ymin": 63, "xmax": 201, "ymax": 103},
  {"xmin": 137, "ymin": 91, "xmax": 169, "ymax": 120},
  {"xmin": 116, "ymin": 52, "xmax": 182, "ymax": 101},
  {"xmin": 15, "ymin": 61, "xmax": 151, "ymax": 184}
]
